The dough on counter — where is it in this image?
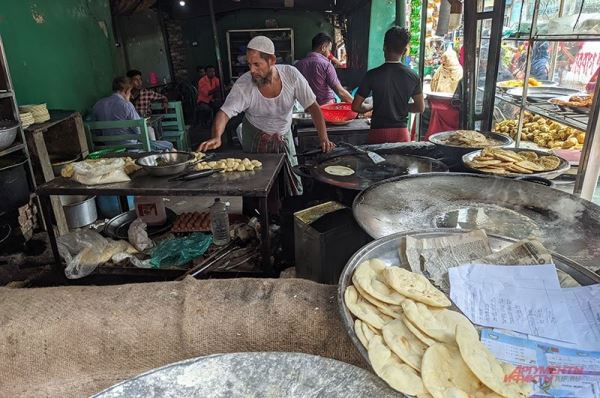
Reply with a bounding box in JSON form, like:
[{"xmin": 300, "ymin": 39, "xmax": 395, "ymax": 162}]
[{"xmin": 324, "ymin": 165, "xmax": 355, "ymax": 176}]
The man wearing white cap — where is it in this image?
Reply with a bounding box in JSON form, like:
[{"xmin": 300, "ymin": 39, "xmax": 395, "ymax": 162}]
[{"xmin": 198, "ymin": 35, "xmax": 334, "ymax": 195}]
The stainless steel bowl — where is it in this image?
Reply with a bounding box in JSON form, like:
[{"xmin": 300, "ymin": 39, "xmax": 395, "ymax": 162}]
[
  {"xmin": 0, "ymin": 121, "xmax": 19, "ymax": 150},
  {"xmin": 136, "ymin": 152, "xmax": 195, "ymax": 177}
]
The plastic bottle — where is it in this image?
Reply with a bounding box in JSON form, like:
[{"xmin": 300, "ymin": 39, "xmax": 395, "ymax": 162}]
[
  {"xmin": 210, "ymin": 198, "xmax": 230, "ymax": 246},
  {"xmin": 134, "ymin": 196, "xmax": 167, "ymax": 226}
]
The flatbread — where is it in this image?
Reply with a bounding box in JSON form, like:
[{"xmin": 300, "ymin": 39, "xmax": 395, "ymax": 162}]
[
  {"xmin": 344, "ymin": 286, "xmax": 392, "ymax": 329},
  {"xmin": 353, "ymin": 280, "xmax": 403, "ymax": 318},
  {"xmin": 403, "ymin": 316, "xmax": 437, "ymax": 346},
  {"xmin": 538, "ymin": 155, "xmax": 560, "ymax": 171},
  {"xmin": 368, "ymin": 335, "xmax": 427, "ymax": 395},
  {"xmin": 383, "ymin": 267, "xmax": 451, "ymax": 307},
  {"xmin": 515, "ymin": 160, "xmax": 544, "ymax": 172},
  {"xmin": 324, "ymin": 165, "xmax": 354, "ymax": 176},
  {"xmin": 422, "ymin": 343, "xmax": 501, "ymax": 398},
  {"xmin": 518, "ymin": 151, "xmax": 539, "ymax": 161},
  {"xmin": 382, "ymin": 319, "xmax": 428, "ymax": 371},
  {"xmin": 355, "ymin": 319, "xmax": 370, "ymax": 348},
  {"xmin": 354, "ymin": 260, "xmax": 407, "ymax": 305},
  {"xmin": 456, "ymin": 325, "xmax": 531, "ymax": 398},
  {"xmin": 402, "ymin": 300, "xmax": 477, "ymax": 344}
]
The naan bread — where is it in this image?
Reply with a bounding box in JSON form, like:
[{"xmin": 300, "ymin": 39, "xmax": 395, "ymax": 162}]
[{"xmin": 382, "ymin": 318, "xmax": 428, "ymax": 371}]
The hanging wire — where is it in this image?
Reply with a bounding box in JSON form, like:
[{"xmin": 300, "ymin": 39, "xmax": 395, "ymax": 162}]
[{"xmin": 573, "ymin": 0, "xmax": 586, "ymax": 33}]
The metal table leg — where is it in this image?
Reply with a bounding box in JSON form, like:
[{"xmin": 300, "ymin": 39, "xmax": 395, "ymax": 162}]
[
  {"xmin": 258, "ymin": 196, "xmax": 274, "ymax": 276},
  {"xmin": 40, "ymin": 194, "xmax": 61, "ymax": 271}
]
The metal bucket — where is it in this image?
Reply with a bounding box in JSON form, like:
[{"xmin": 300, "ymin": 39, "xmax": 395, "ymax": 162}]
[{"xmin": 60, "ymin": 195, "xmax": 97, "ymax": 229}]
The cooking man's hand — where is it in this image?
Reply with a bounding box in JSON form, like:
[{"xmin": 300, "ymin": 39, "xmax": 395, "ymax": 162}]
[
  {"xmin": 321, "ymin": 139, "xmax": 336, "ymax": 153},
  {"xmin": 197, "ymin": 137, "xmax": 222, "ymax": 152}
]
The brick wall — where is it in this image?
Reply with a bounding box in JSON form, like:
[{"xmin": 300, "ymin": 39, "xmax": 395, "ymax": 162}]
[{"xmin": 163, "ymin": 13, "xmax": 188, "ymax": 82}]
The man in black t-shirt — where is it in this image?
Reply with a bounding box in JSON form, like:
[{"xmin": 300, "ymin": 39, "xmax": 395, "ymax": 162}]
[{"xmin": 352, "ymin": 27, "xmax": 424, "ymax": 144}]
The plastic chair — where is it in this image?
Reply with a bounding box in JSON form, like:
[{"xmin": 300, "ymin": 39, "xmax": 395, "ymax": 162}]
[
  {"xmin": 151, "ymin": 101, "xmax": 189, "ymax": 150},
  {"xmin": 84, "ymin": 119, "xmax": 152, "ymax": 152}
]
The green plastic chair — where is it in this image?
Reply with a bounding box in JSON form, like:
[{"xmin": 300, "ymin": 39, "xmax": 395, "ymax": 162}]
[
  {"xmin": 84, "ymin": 119, "xmax": 152, "ymax": 152},
  {"xmin": 151, "ymin": 101, "xmax": 189, "ymax": 150}
]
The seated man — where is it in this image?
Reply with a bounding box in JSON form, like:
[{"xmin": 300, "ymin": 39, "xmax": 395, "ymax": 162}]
[
  {"xmin": 127, "ymin": 69, "xmax": 169, "ymax": 118},
  {"xmin": 92, "ymin": 76, "xmax": 173, "ymax": 151},
  {"xmin": 196, "ymin": 65, "xmax": 222, "ymax": 127}
]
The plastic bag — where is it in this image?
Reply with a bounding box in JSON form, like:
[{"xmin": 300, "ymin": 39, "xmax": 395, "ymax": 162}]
[
  {"xmin": 128, "ymin": 218, "xmax": 154, "ymax": 252},
  {"xmin": 69, "ymin": 158, "xmax": 131, "ymax": 185},
  {"xmin": 58, "ymin": 229, "xmax": 137, "ymax": 279},
  {"xmin": 150, "ymin": 233, "xmax": 212, "ymax": 268}
]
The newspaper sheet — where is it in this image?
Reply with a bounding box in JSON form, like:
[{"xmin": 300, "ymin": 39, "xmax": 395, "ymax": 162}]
[
  {"xmin": 480, "ymin": 328, "xmax": 600, "ymax": 398},
  {"xmin": 404, "ymin": 231, "xmax": 563, "ymax": 293}
]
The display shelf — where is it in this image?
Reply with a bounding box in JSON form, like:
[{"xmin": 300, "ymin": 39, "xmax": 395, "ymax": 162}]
[
  {"xmin": 494, "ymin": 93, "xmax": 589, "ymax": 131},
  {"xmin": 0, "ymin": 142, "xmax": 24, "ymax": 158}
]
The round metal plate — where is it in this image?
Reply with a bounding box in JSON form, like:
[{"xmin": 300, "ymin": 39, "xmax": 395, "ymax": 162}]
[
  {"xmin": 104, "ymin": 209, "xmax": 177, "ymax": 240},
  {"xmin": 462, "ymin": 147, "xmax": 571, "ymax": 179},
  {"xmin": 310, "ymin": 154, "xmax": 449, "ymax": 191},
  {"xmin": 92, "ymin": 352, "xmax": 401, "ymax": 398},
  {"xmin": 352, "ymin": 173, "xmax": 600, "ymax": 272},
  {"xmin": 428, "ymin": 130, "xmax": 513, "ymax": 150},
  {"xmin": 337, "ymin": 229, "xmax": 600, "ymax": 367}
]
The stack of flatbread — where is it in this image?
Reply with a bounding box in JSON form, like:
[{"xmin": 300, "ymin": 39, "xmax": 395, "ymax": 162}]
[
  {"xmin": 19, "ymin": 103, "xmax": 50, "ymax": 123},
  {"xmin": 444, "ymin": 130, "xmax": 493, "ymax": 147},
  {"xmin": 430, "ymin": 48, "xmax": 463, "ymax": 94},
  {"xmin": 19, "ymin": 111, "xmax": 35, "ymax": 129},
  {"xmin": 466, "ymin": 148, "xmax": 562, "ymax": 175},
  {"xmin": 345, "ymin": 259, "xmax": 531, "ymax": 398}
]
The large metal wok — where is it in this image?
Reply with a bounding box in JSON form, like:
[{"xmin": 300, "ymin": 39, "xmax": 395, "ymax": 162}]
[
  {"xmin": 353, "ymin": 173, "xmax": 600, "ymax": 272},
  {"xmin": 294, "ymin": 152, "xmax": 448, "ymax": 191}
]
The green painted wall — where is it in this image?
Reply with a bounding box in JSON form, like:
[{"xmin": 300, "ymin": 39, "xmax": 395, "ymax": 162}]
[
  {"xmin": 0, "ymin": 0, "xmax": 123, "ymax": 113},
  {"xmin": 368, "ymin": 0, "xmax": 397, "ymax": 69},
  {"xmin": 181, "ymin": 9, "xmax": 334, "ymax": 83}
]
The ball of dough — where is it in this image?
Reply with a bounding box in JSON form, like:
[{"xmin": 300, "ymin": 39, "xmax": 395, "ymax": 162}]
[{"xmin": 237, "ymin": 164, "xmax": 246, "ymax": 172}]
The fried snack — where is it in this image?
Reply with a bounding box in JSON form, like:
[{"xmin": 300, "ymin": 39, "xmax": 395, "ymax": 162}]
[
  {"xmin": 456, "ymin": 325, "xmax": 531, "ymax": 398},
  {"xmin": 195, "ymin": 157, "xmax": 261, "ymax": 172},
  {"xmin": 368, "ymin": 335, "xmax": 427, "ymax": 395},
  {"xmin": 402, "ymin": 300, "xmax": 477, "ymax": 344},
  {"xmin": 494, "ymin": 114, "xmax": 585, "ymax": 150},
  {"xmin": 550, "ymin": 94, "xmax": 593, "ymax": 109},
  {"xmin": 344, "ymin": 286, "xmax": 393, "ymax": 330},
  {"xmin": 422, "ymin": 343, "xmax": 501, "ymax": 398},
  {"xmin": 354, "ymin": 260, "xmax": 407, "ymax": 305},
  {"xmin": 382, "ymin": 318, "xmax": 428, "ymax": 371},
  {"xmin": 383, "ymin": 267, "xmax": 451, "ymax": 307},
  {"xmin": 468, "ymin": 148, "xmax": 562, "ymax": 175}
]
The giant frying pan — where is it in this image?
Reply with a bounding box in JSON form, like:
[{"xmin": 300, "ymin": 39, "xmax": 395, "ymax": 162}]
[{"xmin": 353, "ymin": 173, "xmax": 600, "ymax": 272}]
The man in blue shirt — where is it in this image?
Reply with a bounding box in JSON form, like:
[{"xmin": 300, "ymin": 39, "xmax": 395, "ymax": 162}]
[{"xmin": 92, "ymin": 77, "xmax": 173, "ymax": 151}]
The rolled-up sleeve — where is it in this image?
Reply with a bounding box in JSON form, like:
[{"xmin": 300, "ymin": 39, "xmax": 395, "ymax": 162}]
[
  {"xmin": 220, "ymin": 80, "xmax": 249, "ymax": 118},
  {"xmin": 292, "ymin": 68, "xmax": 317, "ymax": 109}
]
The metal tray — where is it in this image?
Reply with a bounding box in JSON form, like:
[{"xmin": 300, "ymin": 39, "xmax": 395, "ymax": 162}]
[
  {"xmin": 462, "ymin": 147, "xmax": 571, "ymax": 179},
  {"xmin": 428, "ymin": 130, "xmax": 513, "ymax": 150},
  {"xmin": 337, "ymin": 229, "xmax": 600, "ymax": 367},
  {"xmin": 104, "ymin": 209, "xmax": 177, "ymax": 240},
  {"xmin": 92, "ymin": 352, "xmax": 401, "ymax": 397},
  {"xmin": 506, "ymin": 86, "xmax": 581, "ymax": 101}
]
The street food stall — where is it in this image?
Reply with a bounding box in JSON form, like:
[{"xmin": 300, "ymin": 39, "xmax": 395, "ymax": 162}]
[{"xmin": 2, "ymin": 0, "xmax": 600, "ymax": 397}]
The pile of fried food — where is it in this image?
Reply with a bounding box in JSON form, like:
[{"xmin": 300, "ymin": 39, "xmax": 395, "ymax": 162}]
[
  {"xmin": 497, "ymin": 77, "xmax": 541, "ymax": 88},
  {"xmin": 550, "ymin": 94, "xmax": 594, "ymax": 110},
  {"xmin": 195, "ymin": 157, "xmax": 263, "ymax": 173},
  {"xmin": 345, "ymin": 259, "xmax": 531, "ymax": 398},
  {"xmin": 495, "ymin": 113, "xmax": 585, "ymax": 150},
  {"xmin": 465, "ymin": 148, "xmax": 561, "ymax": 175},
  {"xmin": 442, "ymin": 130, "xmax": 501, "ymax": 147}
]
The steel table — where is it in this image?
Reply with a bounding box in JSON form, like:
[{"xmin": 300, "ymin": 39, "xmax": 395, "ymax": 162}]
[{"xmin": 36, "ymin": 153, "xmax": 285, "ymax": 277}]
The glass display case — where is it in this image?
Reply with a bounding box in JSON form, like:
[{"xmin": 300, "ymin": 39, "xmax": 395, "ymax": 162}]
[{"xmin": 471, "ymin": 0, "xmax": 600, "ymax": 204}]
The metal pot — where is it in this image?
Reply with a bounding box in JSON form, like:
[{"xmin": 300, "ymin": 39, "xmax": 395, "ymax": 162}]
[
  {"xmin": 50, "ymin": 154, "xmax": 81, "ymax": 177},
  {"xmin": 136, "ymin": 152, "xmax": 196, "ymax": 177},
  {"xmin": 60, "ymin": 195, "xmax": 97, "ymax": 229},
  {"xmin": 0, "ymin": 155, "xmax": 30, "ymax": 214},
  {"xmin": 0, "ymin": 121, "xmax": 19, "ymax": 150}
]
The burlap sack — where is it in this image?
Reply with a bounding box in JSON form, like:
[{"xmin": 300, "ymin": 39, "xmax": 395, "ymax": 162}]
[{"xmin": 0, "ymin": 277, "xmax": 366, "ymax": 397}]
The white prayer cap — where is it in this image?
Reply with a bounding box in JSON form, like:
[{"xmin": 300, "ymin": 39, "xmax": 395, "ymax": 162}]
[{"xmin": 247, "ymin": 36, "xmax": 275, "ymax": 55}]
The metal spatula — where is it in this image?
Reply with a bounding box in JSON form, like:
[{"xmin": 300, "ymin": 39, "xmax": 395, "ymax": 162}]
[{"xmin": 340, "ymin": 142, "xmax": 386, "ymax": 164}]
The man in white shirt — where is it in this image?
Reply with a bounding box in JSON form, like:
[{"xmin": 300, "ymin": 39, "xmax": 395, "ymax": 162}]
[{"xmin": 198, "ymin": 36, "xmax": 334, "ymax": 194}]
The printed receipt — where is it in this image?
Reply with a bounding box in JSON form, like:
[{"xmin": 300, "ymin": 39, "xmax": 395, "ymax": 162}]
[{"xmin": 450, "ymin": 264, "xmax": 600, "ymax": 349}]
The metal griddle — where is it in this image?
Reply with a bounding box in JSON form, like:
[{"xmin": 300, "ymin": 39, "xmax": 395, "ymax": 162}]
[
  {"xmin": 353, "ymin": 173, "xmax": 600, "ymax": 272},
  {"xmin": 297, "ymin": 153, "xmax": 448, "ymax": 191}
]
